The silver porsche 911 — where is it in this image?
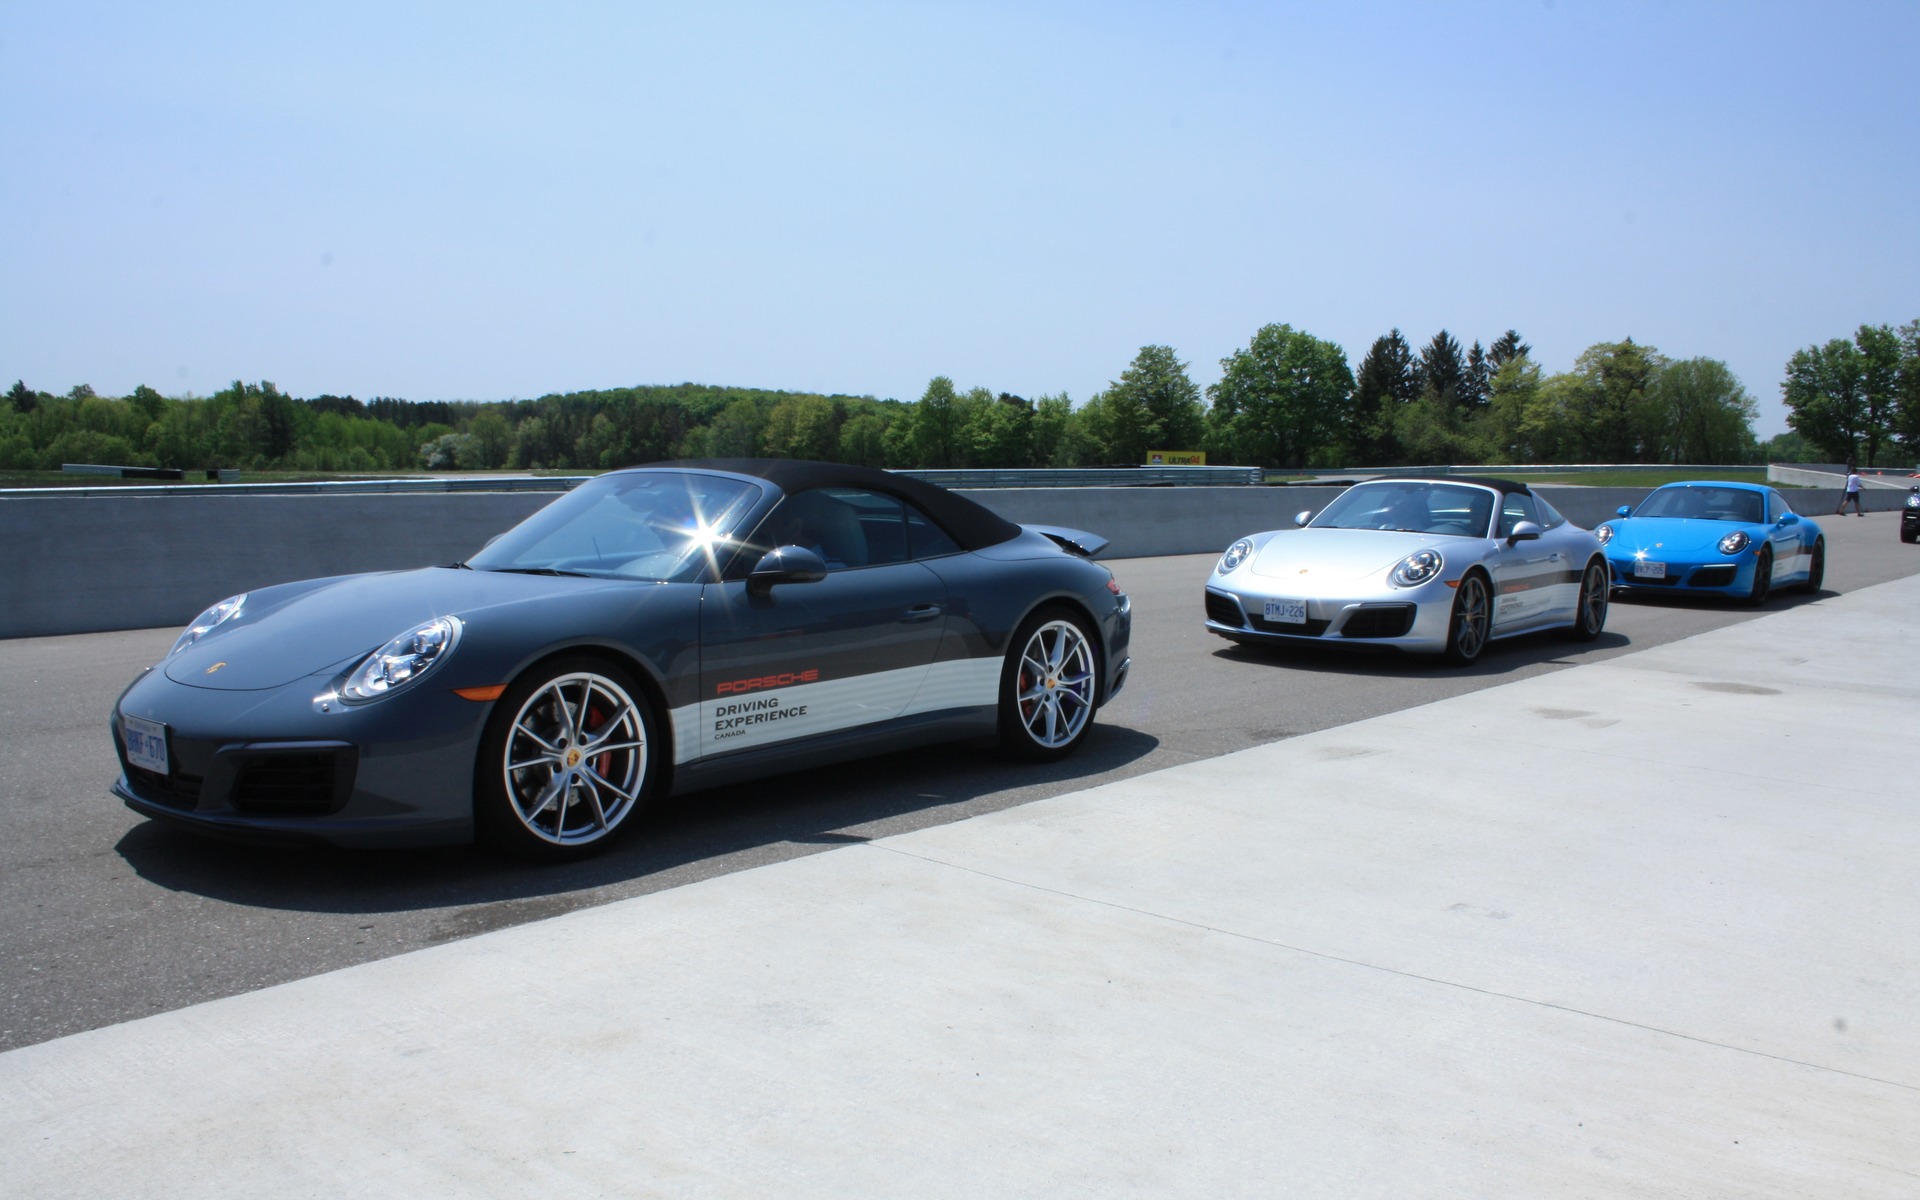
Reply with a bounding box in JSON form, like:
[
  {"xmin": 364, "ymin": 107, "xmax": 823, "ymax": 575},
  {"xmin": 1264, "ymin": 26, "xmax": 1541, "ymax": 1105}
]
[{"xmin": 1203, "ymin": 476, "xmax": 1609, "ymax": 664}]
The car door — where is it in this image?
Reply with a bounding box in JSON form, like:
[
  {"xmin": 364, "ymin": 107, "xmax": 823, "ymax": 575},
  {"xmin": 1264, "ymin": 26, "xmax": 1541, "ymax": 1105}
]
[
  {"xmin": 1489, "ymin": 492, "xmax": 1571, "ymax": 629},
  {"xmin": 694, "ymin": 488, "xmax": 949, "ymax": 758},
  {"xmin": 1765, "ymin": 488, "xmax": 1813, "ymax": 583}
]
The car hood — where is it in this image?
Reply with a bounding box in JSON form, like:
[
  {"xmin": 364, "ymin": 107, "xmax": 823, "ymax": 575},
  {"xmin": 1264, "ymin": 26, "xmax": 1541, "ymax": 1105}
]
[
  {"xmin": 1249, "ymin": 529, "xmax": 1446, "ymax": 583},
  {"xmin": 1607, "ymin": 518, "xmax": 1743, "ymax": 556},
  {"xmin": 162, "ymin": 567, "xmax": 652, "ymax": 691}
]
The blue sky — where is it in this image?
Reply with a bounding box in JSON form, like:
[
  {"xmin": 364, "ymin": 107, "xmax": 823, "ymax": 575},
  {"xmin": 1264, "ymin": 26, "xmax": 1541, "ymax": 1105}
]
[{"xmin": 4, "ymin": 1, "xmax": 1915, "ymax": 437}]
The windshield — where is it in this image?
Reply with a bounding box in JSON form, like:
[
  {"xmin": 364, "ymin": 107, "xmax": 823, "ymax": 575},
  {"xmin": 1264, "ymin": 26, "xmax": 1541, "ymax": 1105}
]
[
  {"xmin": 1635, "ymin": 486, "xmax": 1763, "ymax": 523},
  {"xmin": 1310, "ymin": 481, "xmax": 1496, "ymax": 538},
  {"xmin": 466, "ymin": 471, "xmax": 763, "ymax": 581}
]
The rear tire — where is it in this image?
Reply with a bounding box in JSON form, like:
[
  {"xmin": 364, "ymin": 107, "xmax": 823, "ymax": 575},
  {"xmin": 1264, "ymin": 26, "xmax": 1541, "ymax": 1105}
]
[
  {"xmin": 1802, "ymin": 538, "xmax": 1825, "ymax": 593},
  {"xmin": 1745, "ymin": 547, "xmax": 1773, "ymax": 607},
  {"xmin": 475, "ymin": 655, "xmax": 658, "ymax": 861},
  {"xmin": 1558, "ymin": 559, "xmax": 1608, "ymax": 642},
  {"xmin": 1441, "ymin": 573, "xmax": 1491, "ymax": 665},
  {"xmin": 998, "ymin": 606, "xmax": 1100, "ymax": 762}
]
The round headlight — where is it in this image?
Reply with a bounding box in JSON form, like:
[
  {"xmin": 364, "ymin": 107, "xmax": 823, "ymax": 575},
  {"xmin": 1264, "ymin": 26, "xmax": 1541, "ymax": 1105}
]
[
  {"xmin": 1219, "ymin": 538, "xmax": 1255, "ymax": 573},
  {"xmin": 1718, "ymin": 530, "xmax": 1750, "ymax": 555},
  {"xmin": 1905, "ymin": 493, "xmax": 1919, "ymax": 509},
  {"xmin": 1595, "ymin": 524, "xmax": 1614, "ymax": 545},
  {"xmin": 339, "ymin": 616, "xmax": 463, "ymax": 704},
  {"xmin": 1391, "ymin": 549, "xmax": 1444, "ymax": 587},
  {"xmin": 169, "ymin": 593, "xmax": 247, "ymax": 657}
]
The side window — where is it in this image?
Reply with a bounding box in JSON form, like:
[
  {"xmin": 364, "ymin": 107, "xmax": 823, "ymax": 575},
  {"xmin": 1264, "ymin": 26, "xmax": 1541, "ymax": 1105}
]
[
  {"xmin": 1533, "ymin": 495, "xmax": 1567, "ymax": 529},
  {"xmin": 1498, "ymin": 493, "xmax": 1539, "ymax": 538},
  {"xmin": 762, "ymin": 489, "xmax": 881, "ymax": 571},
  {"xmin": 833, "ymin": 489, "xmax": 911, "ymax": 566},
  {"xmin": 1769, "ymin": 489, "xmax": 1796, "ymax": 520},
  {"xmin": 905, "ymin": 504, "xmax": 962, "ymax": 558},
  {"xmin": 756, "ymin": 487, "xmax": 964, "ymax": 569}
]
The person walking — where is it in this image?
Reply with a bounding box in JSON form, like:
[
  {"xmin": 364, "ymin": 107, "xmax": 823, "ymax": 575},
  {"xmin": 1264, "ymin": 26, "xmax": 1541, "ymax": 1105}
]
[{"xmin": 1836, "ymin": 464, "xmax": 1866, "ymax": 516}]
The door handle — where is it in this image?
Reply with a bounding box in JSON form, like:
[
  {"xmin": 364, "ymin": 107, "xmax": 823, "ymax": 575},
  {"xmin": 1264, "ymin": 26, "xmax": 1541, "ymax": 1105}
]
[{"xmin": 902, "ymin": 603, "xmax": 943, "ymax": 622}]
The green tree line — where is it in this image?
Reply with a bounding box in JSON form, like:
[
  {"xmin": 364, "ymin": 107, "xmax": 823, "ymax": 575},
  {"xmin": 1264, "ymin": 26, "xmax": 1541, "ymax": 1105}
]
[{"xmin": 7, "ymin": 319, "xmax": 1914, "ymax": 475}]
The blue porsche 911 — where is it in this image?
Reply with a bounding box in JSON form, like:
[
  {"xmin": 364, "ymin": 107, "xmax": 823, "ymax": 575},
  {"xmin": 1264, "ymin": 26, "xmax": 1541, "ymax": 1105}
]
[
  {"xmin": 1596, "ymin": 481, "xmax": 1824, "ymax": 605},
  {"xmin": 110, "ymin": 460, "xmax": 1132, "ymax": 859}
]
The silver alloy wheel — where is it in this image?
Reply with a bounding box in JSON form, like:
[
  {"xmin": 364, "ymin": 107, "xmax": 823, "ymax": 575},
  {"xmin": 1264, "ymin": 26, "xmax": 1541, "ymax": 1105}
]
[
  {"xmin": 1447, "ymin": 574, "xmax": 1490, "ymax": 662},
  {"xmin": 1015, "ymin": 618, "xmax": 1097, "ymax": 749},
  {"xmin": 501, "ymin": 671, "xmax": 648, "ymax": 846}
]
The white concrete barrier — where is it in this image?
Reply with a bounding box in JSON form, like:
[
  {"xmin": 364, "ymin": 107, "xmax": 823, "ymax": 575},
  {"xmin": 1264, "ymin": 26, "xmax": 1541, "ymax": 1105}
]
[{"xmin": 0, "ymin": 484, "xmax": 1848, "ymax": 639}]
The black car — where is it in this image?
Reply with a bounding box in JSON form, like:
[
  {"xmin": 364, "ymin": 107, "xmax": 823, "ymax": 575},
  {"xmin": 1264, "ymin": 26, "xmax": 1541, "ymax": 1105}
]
[
  {"xmin": 111, "ymin": 460, "xmax": 1132, "ymax": 859},
  {"xmin": 1903, "ymin": 485, "xmax": 1920, "ymax": 543}
]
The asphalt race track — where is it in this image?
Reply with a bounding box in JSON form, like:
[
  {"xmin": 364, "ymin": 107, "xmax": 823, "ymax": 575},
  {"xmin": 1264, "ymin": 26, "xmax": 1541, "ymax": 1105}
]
[{"xmin": 4, "ymin": 512, "xmax": 1915, "ymax": 1052}]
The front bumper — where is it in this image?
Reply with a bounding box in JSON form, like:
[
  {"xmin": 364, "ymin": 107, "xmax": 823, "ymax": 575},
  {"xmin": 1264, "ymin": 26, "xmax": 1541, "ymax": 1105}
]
[
  {"xmin": 1604, "ymin": 553, "xmax": 1747, "ymax": 594},
  {"xmin": 1203, "ymin": 586, "xmax": 1443, "ymax": 653},
  {"xmin": 110, "ymin": 668, "xmax": 489, "ymax": 848}
]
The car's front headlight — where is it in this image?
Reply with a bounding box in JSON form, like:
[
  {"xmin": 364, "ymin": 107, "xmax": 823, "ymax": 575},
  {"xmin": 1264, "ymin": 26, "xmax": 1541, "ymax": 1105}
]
[
  {"xmin": 1595, "ymin": 524, "xmax": 1614, "ymax": 545},
  {"xmin": 1219, "ymin": 538, "xmax": 1255, "ymax": 573},
  {"xmin": 339, "ymin": 616, "xmax": 463, "ymax": 704},
  {"xmin": 1718, "ymin": 531, "xmax": 1750, "ymax": 555},
  {"xmin": 1905, "ymin": 493, "xmax": 1919, "ymax": 509},
  {"xmin": 1390, "ymin": 549, "xmax": 1444, "ymax": 586},
  {"xmin": 169, "ymin": 593, "xmax": 247, "ymax": 657}
]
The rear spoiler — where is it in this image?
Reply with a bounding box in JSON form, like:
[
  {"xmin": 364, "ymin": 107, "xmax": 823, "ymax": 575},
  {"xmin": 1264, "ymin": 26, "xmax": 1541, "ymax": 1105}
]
[{"xmin": 1025, "ymin": 524, "xmax": 1109, "ymax": 558}]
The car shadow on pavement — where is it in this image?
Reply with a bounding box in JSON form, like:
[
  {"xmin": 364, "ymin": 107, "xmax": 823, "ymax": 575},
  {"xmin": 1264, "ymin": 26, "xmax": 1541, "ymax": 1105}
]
[
  {"xmin": 112, "ymin": 724, "xmax": 1162, "ymax": 918},
  {"xmin": 1608, "ymin": 585, "xmax": 1831, "ymax": 610}
]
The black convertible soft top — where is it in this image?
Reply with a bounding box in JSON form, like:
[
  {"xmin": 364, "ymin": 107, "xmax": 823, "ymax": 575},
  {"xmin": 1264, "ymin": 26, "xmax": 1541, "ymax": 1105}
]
[
  {"xmin": 1441, "ymin": 475, "xmax": 1532, "ymax": 496},
  {"xmin": 640, "ymin": 458, "xmax": 1023, "ymax": 551}
]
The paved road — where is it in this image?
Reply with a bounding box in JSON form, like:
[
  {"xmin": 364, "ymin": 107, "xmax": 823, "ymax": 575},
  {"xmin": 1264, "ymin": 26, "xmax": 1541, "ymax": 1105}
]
[{"xmin": 4, "ymin": 513, "xmax": 1914, "ymax": 1051}]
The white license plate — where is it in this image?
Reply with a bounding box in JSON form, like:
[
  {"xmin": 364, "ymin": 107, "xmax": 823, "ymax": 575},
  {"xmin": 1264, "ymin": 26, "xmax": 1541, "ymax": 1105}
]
[
  {"xmin": 1633, "ymin": 560, "xmax": 1666, "ymax": 580},
  {"xmin": 1263, "ymin": 597, "xmax": 1308, "ymax": 624},
  {"xmin": 122, "ymin": 714, "xmax": 169, "ymax": 774}
]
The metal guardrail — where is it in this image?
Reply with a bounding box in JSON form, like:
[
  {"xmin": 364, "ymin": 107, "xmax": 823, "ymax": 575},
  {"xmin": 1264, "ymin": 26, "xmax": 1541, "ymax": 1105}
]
[
  {"xmin": 1342, "ymin": 463, "xmax": 1774, "ymax": 478},
  {"xmin": 6, "ymin": 467, "xmax": 1276, "ymax": 499},
  {"xmin": 1, "ymin": 476, "xmax": 594, "ymax": 499},
  {"xmin": 16, "ymin": 462, "xmax": 1864, "ymax": 500},
  {"xmin": 896, "ymin": 466, "xmax": 1265, "ymax": 488}
]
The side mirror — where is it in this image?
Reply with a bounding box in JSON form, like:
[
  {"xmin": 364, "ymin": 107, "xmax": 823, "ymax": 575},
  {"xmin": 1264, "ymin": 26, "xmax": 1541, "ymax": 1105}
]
[
  {"xmin": 1506, "ymin": 520, "xmax": 1544, "ymax": 544},
  {"xmin": 1616, "ymin": 505, "xmax": 1632, "ymax": 518},
  {"xmin": 747, "ymin": 545, "xmax": 828, "ymax": 596},
  {"xmin": 1777, "ymin": 512, "xmax": 1799, "ymax": 527},
  {"xmin": 1293, "ymin": 510, "xmax": 1312, "ymax": 528}
]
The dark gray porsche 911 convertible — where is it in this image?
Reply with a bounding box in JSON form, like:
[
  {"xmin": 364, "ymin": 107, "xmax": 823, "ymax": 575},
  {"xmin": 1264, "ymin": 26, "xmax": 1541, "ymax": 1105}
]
[{"xmin": 111, "ymin": 460, "xmax": 1132, "ymax": 859}]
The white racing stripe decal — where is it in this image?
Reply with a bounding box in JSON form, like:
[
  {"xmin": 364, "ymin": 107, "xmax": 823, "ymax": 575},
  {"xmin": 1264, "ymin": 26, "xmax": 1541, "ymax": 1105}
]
[
  {"xmin": 665, "ymin": 656, "xmax": 1003, "ymax": 764},
  {"xmin": 901, "ymin": 655, "xmax": 1002, "ymax": 718}
]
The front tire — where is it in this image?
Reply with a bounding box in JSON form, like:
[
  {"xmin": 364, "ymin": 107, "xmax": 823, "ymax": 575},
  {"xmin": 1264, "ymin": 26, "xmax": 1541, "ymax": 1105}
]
[
  {"xmin": 476, "ymin": 655, "xmax": 658, "ymax": 861},
  {"xmin": 1441, "ymin": 573, "xmax": 1491, "ymax": 665},
  {"xmin": 998, "ymin": 606, "xmax": 1100, "ymax": 761},
  {"xmin": 1559, "ymin": 559, "xmax": 1609, "ymax": 642},
  {"xmin": 1745, "ymin": 547, "xmax": 1773, "ymax": 607}
]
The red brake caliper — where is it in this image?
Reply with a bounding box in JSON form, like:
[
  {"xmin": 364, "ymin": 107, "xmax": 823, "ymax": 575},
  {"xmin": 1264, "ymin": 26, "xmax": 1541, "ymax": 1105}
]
[{"xmin": 588, "ymin": 705, "xmax": 612, "ymax": 775}]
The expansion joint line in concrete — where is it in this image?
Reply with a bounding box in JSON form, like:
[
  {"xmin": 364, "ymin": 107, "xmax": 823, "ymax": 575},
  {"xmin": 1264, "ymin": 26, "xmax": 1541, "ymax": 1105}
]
[{"xmin": 866, "ymin": 842, "xmax": 1919, "ymax": 1096}]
